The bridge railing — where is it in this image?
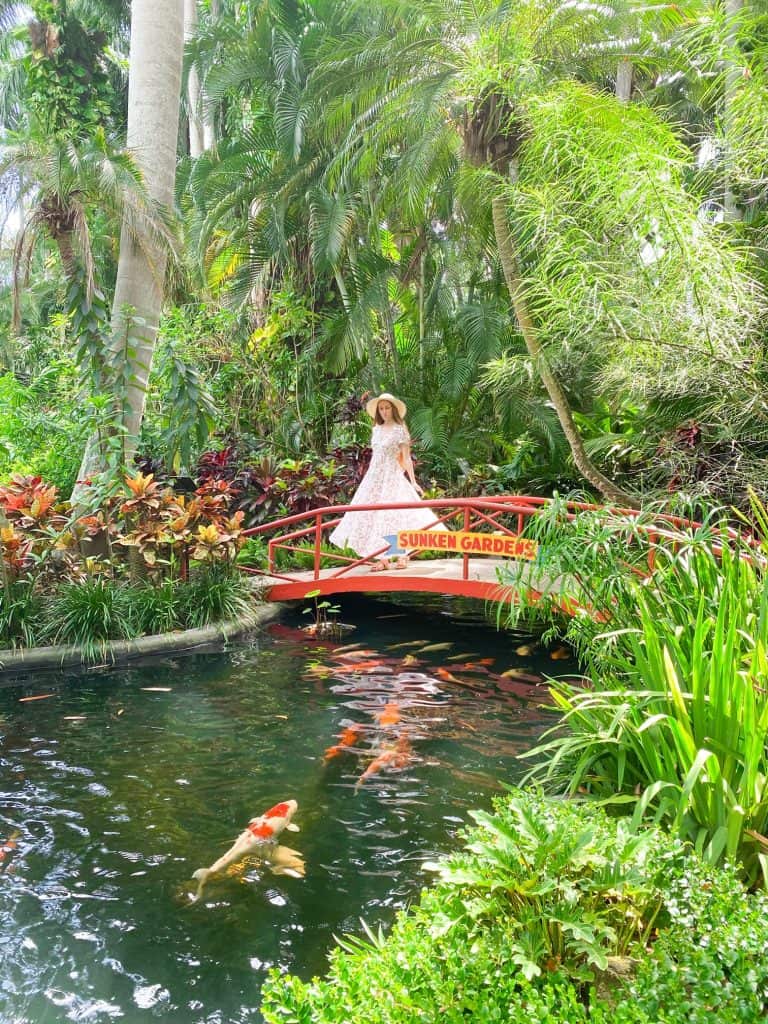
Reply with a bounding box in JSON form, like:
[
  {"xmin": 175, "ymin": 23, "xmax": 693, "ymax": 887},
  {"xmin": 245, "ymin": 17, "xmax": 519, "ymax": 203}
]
[{"xmin": 239, "ymin": 495, "xmax": 758, "ymax": 584}]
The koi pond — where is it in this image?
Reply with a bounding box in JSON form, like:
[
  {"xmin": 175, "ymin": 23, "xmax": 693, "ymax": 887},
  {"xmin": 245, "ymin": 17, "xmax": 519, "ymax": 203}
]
[{"xmin": 0, "ymin": 594, "xmax": 577, "ymax": 1024}]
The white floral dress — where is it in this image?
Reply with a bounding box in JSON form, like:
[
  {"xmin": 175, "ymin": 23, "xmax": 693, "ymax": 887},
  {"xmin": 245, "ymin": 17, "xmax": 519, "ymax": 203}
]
[{"xmin": 329, "ymin": 424, "xmax": 444, "ymax": 558}]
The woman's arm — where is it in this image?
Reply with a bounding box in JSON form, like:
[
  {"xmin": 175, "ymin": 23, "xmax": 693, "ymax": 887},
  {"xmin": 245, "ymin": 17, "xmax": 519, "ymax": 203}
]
[{"xmin": 398, "ymin": 441, "xmax": 423, "ymax": 496}]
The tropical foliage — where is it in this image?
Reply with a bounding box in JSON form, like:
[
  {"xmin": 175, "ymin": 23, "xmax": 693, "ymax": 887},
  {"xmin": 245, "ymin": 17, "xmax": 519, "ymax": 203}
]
[
  {"xmin": 500, "ymin": 497, "xmax": 768, "ymax": 886},
  {"xmin": 262, "ymin": 790, "xmax": 768, "ymax": 1024},
  {"xmin": 0, "ymin": 470, "xmax": 250, "ymax": 653}
]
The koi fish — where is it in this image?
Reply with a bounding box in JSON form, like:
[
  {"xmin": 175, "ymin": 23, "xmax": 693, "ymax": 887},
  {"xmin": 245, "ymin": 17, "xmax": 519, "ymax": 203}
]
[
  {"xmin": 355, "ymin": 737, "xmax": 412, "ymax": 791},
  {"xmin": 418, "ymin": 642, "xmax": 454, "ymax": 653},
  {"xmin": 335, "ymin": 649, "xmax": 379, "ymax": 660},
  {"xmin": 515, "ymin": 645, "xmax": 535, "ymax": 656},
  {"xmin": 434, "ymin": 668, "xmax": 462, "ymax": 684},
  {"xmin": 0, "ymin": 831, "xmax": 19, "ymax": 870},
  {"xmin": 324, "ymin": 724, "xmax": 364, "ymax": 759},
  {"xmin": 192, "ymin": 800, "xmax": 302, "ymax": 898},
  {"xmin": 376, "ymin": 702, "xmax": 401, "ymax": 726},
  {"xmin": 499, "ymin": 668, "xmax": 542, "ymax": 683},
  {"xmin": 401, "ymin": 654, "xmax": 421, "ymax": 666},
  {"xmin": 549, "ymin": 647, "xmax": 571, "ymax": 660},
  {"xmin": 339, "ymin": 660, "xmax": 386, "ymax": 673}
]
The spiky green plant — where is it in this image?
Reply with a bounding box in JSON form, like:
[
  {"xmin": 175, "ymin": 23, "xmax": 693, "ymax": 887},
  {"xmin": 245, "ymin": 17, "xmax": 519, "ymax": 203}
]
[
  {"xmin": 176, "ymin": 564, "xmax": 253, "ymax": 629},
  {"xmin": 45, "ymin": 577, "xmax": 135, "ymax": 662},
  {"xmin": 505, "ymin": 500, "xmax": 768, "ymax": 886}
]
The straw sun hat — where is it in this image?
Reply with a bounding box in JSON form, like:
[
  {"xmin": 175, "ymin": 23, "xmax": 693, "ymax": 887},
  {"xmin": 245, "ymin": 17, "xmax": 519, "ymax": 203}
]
[{"xmin": 365, "ymin": 392, "xmax": 407, "ymax": 419}]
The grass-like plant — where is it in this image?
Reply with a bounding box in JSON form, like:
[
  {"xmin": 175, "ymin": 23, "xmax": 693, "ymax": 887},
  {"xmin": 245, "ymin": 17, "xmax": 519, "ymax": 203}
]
[
  {"xmin": 175, "ymin": 564, "xmax": 253, "ymax": 629},
  {"xmin": 0, "ymin": 580, "xmax": 44, "ymax": 648},
  {"xmin": 502, "ymin": 497, "xmax": 768, "ymax": 886},
  {"xmin": 125, "ymin": 578, "xmax": 182, "ymax": 636},
  {"xmin": 45, "ymin": 578, "xmax": 135, "ymax": 661}
]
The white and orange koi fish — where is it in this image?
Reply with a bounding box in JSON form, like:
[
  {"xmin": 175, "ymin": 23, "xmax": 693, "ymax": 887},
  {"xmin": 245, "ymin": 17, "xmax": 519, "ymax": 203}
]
[{"xmin": 192, "ymin": 800, "xmax": 302, "ymax": 898}]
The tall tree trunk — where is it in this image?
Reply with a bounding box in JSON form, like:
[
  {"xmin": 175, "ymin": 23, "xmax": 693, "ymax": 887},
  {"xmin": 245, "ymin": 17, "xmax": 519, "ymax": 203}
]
[
  {"xmin": 490, "ymin": 194, "xmax": 637, "ymax": 507},
  {"xmin": 72, "ymin": 0, "xmax": 184, "ymax": 504},
  {"xmin": 185, "ymin": 0, "xmax": 205, "ymax": 157},
  {"xmin": 616, "ymin": 58, "xmax": 633, "ymax": 103},
  {"xmin": 202, "ymin": 0, "xmax": 219, "ymax": 150}
]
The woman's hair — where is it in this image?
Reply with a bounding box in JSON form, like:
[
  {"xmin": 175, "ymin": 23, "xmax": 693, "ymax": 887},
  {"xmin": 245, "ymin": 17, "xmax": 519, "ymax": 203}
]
[{"xmin": 374, "ymin": 402, "xmax": 404, "ymax": 426}]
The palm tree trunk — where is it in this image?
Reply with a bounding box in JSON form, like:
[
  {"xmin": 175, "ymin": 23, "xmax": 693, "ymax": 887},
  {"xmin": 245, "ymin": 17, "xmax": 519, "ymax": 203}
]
[
  {"xmin": 72, "ymin": 0, "xmax": 184, "ymax": 505},
  {"xmin": 202, "ymin": 0, "xmax": 219, "ymax": 150},
  {"xmin": 616, "ymin": 58, "xmax": 633, "ymax": 103},
  {"xmin": 490, "ymin": 194, "xmax": 637, "ymax": 507},
  {"xmin": 185, "ymin": 0, "xmax": 205, "ymax": 157}
]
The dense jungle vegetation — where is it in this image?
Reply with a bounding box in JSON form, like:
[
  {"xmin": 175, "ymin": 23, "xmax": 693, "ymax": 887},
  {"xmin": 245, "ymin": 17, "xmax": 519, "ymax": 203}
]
[
  {"xmin": 2, "ymin": 0, "xmax": 768, "ymax": 512},
  {"xmin": 3, "ymin": 1, "xmax": 768, "ymax": 1021}
]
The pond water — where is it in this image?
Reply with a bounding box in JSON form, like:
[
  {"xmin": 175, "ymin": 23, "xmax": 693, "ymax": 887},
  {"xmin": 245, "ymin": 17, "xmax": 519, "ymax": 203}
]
[{"xmin": 0, "ymin": 594, "xmax": 576, "ymax": 1024}]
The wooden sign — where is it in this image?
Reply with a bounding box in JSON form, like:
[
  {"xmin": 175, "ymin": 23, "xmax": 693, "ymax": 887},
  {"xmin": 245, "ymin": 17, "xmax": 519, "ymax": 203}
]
[{"xmin": 397, "ymin": 529, "xmax": 538, "ymax": 560}]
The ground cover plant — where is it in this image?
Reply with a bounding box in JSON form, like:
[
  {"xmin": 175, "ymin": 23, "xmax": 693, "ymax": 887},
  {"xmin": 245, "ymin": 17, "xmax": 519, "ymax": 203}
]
[
  {"xmin": 500, "ymin": 497, "xmax": 768, "ymax": 887},
  {"xmin": 261, "ymin": 789, "xmax": 768, "ymax": 1023},
  {"xmin": 0, "ymin": 471, "xmax": 251, "ymax": 656}
]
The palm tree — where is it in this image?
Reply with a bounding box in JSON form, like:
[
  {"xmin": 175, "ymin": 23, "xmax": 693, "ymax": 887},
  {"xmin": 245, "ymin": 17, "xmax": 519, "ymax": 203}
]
[
  {"xmin": 306, "ymin": 0, "xmax": 759, "ymax": 505},
  {"xmin": 72, "ymin": 0, "xmax": 184, "ymax": 502},
  {"xmin": 0, "ymin": 127, "xmax": 167, "ymax": 332}
]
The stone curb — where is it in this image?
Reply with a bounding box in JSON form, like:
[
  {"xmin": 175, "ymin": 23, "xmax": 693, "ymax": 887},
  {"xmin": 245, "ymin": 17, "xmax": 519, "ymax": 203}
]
[{"xmin": 0, "ymin": 603, "xmax": 281, "ymax": 677}]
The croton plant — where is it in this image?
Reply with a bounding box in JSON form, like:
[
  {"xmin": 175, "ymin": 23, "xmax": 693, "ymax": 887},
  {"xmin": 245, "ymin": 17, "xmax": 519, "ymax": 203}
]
[{"xmin": 0, "ymin": 471, "xmax": 245, "ymax": 587}]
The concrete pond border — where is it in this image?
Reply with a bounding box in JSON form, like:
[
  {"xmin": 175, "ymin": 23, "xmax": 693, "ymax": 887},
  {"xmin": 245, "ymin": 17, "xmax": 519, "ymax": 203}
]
[{"xmin": 0, "ymin": 603, "xmax": 282, "ymax": 678}]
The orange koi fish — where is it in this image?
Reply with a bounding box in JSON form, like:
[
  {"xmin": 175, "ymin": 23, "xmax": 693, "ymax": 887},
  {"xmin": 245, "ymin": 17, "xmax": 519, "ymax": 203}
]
[
  {"xmin": 550, "ymin": 647, "xmax": 571, "ymax": 660},
  {"xmin": 192, "ymin": 800, "xmax": 302, "ymax": 898},
  {"xmin": 434, "ymin": 668, "xmax": 462, "ymax": 684},
  {"xmin": 339, "ymin": 660, "xmax": 386, "ymax": 673},
  {"xmin": 324, "ymin": 724, "xmax": 364, "ymax": 760},
  {"xmin": 0, "ymin": 831, "xmax": 19, "ymax": 869},
  {"xmin": 355, "ymin": 737, "xmax": 412, "ymax": 791},
  {"xmin": 376, "ymin": 702, "xmax": 401, "ymax": 726}
]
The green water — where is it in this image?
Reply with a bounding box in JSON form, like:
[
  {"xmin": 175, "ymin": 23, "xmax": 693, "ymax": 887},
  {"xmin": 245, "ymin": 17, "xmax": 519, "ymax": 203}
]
[{"xmin": 0, "ymin": 594, "xmax": 574, "ymax": 1024}]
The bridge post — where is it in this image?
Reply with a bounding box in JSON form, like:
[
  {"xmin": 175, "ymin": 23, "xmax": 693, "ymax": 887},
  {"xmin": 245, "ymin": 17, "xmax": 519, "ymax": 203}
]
[
  {"xmin": 463, "ymin": 508, "xmax": 470, "ymax": 580},
  {"xmin": 313, "ymin": 513, "xmax": 322, "ymax": 579}
]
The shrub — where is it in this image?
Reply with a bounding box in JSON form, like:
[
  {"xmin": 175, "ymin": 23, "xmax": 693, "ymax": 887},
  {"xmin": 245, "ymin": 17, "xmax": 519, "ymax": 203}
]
[{"xmin": 261, "ymin": 791, "xmax": 768, "ymax": 1024}]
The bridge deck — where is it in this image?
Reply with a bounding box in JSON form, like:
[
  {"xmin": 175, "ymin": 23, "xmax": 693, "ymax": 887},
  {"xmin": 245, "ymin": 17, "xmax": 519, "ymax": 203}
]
[{"xmin": 257, "ymin": 557, "xmax": 549, "ymax": 602}]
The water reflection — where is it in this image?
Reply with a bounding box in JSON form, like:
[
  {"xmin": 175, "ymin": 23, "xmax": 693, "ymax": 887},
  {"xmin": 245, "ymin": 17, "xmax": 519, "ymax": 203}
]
[{"xmin": 0, "ymin": 595, "xmax": 576, "ymax": 1023}]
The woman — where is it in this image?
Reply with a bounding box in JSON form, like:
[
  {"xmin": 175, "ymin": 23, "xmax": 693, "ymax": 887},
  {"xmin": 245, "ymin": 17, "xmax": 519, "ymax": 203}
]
[{"xmin": 329, "ymin": 392, "xmax": 443, "ymax": 571}]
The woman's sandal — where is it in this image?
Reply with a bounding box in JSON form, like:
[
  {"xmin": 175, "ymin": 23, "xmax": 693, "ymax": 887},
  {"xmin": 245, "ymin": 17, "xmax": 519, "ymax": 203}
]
[
  {"xmin": 394, "ymin": 556, "xmax": 409, "ymax": 570},
  {"xmin": 369, "ymin": 561, "xmax": 389, "ymax": 572}
]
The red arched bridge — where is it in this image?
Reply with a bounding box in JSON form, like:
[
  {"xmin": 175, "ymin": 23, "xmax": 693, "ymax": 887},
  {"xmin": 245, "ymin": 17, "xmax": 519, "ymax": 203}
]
[{"xmin": 239, "ymin": 495, "xmax": 726, "ymax": 604}]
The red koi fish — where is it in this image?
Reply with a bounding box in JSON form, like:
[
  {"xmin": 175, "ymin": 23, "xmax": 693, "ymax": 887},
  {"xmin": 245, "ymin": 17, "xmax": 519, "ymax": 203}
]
[
  {"xmin": 354, "ymin": 737, "xmax": 412, "ymax": 791},
  {"xmin": 434, "ymin": 668, "xmax": 462, "ymax": 684},
  {"xmin": 324, "ymin": 724, "xmax": 364, "ymax": 760},
  {"xmin": 192, "ymin": 800, "xmax": 302, "ymax": 898}
]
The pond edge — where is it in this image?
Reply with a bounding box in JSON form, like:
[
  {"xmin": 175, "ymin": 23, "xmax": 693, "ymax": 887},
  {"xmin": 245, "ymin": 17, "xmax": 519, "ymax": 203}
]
[{"xmin": 0, "ymin": 603, "xmax": 281, "ymax": 677}]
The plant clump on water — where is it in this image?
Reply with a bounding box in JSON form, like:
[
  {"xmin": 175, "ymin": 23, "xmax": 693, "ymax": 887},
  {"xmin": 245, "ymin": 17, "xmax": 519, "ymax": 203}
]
[
  {"xmin": 500, "ymin": 494, "xmax": 768, "ymax": 887},
  {"xmin": 0, "ymin": 470, "xmax": 252, "ymax": 658},
  {"xmin": 261, "ymin": 790, "xmax": 768, "ymax": 1024}
]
